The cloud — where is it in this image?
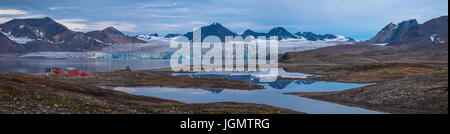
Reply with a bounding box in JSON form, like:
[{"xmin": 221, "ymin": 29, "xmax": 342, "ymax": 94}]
[
  {"xmin": 55, "ymin": 19, "xmax": 89, "ymax": 31},
  {"xmin": 115, "ymin": 9, "xmax": 188, "ymax": 19},
  {"xmin": 55, "ymin": 19, "xmax": 138, "ymax": 32},
  {"xmin": 48, "ymin": 6, "xmax": 81, "ymax": 11},
  {"xmin": 137, "ymin": 2, "xmax": 179, "ymax": 8},
  {"xmin": 90, "ymin": 21, "xmax": 138, "ymax": 32},
  {"xmin": 188, "ymin": 21, "xmax": 208, "ymax": 25},
  {"xmin": 0, "ymin": 17, "xmax": 11, "ymax": 23},
  {"xmin": 142, "ymin": 21, "xmax": 211, "ymax": 33},
  {"xmin": 148, "ymin": 23, "xmax": 182, "ymax": 29},
  {"xmin": 0, "ymin": 8, "xmax": 45, "ymax": 23},
  {"xmin": 224, "ymin": 22, "xmax": 274, "ymax": 32},
  {"xmin": 145, "ymin": 14, "xmax": 185, "ymax": 18},
  {"xmin": 0, "ymin": 9, "xmax": 28, "ymax": 15},
  {"xmin": 0, "ymin": 15, "xmax": 46, "ymax": 23}
]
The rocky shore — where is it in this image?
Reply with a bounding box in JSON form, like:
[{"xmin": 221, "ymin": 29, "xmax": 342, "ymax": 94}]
[
  {"xmin": 280, "ymin": 44, "xmax": 448, "ymax": 114},
  {"xmin": 0, "ymin": 72, "xmax": 299, "ymax": 114}
]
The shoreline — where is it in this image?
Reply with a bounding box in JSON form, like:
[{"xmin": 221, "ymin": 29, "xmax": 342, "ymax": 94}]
[
  {"xmin": 279, "ymin": 64, "xmax": 448, "ymax": 114},
  {"xmin": 278, "ymin": 44, "xmax": 448, "ymax": 114},
  {"xmin": 0, "ymin": 72, "xmax": 301, "ymax": 114}
]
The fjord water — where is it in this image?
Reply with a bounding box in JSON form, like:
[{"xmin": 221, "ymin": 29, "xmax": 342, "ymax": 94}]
[
  {"xmin": 0, "ymin": 58, "xmax": 170, "ymax": 73},
  {"xmin": 112, "ymin": 72, "xmax": 385, "ymax": 114}
]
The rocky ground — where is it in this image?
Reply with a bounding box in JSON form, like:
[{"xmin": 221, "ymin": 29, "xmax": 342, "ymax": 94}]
[
  {"xmin": 0, "ymin": 72, "xmax": 299, "ymax": 114},
  {"xmin": 280, "ymin": 43, "xmax": 448, "ymax": 114},
  {"xmin": 32, "ymin": 69, "xmax": 264, "ymax": 90}
]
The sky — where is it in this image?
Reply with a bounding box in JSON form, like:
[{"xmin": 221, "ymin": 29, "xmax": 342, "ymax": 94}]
[{"xmin": 0, "ymin": 0, "xmax": 448, "ymax": 40}]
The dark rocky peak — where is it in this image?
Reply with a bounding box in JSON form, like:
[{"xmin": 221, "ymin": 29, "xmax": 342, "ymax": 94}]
[
  {"xmin": 367, "ymin": 19, "xmax": 419, "ymax": 43},
  {"xmin": 149, "ymin": 33, "xmax": 159, "ymax": 37},
  {"xmin": 268, "ymin": 27, "xmax": 289, "ymax": 34},
  {"xmin": 0, "ymin": 17, "xmax": 71, "ymax": 40},
  {"xmin": 102, "ymin": 27, "xmax": 125, "ymax": 37},
  {"xmin": 390, "ymin": 19, "xmax": 419, "ymax": 40},
  {"xmin": 184, "ymin": 22, "xmax": 237, "ymax": 41},
  {"xmin": 267, "ymin": 27, "xmax": 297, "ymax": 40},
  {"xmin": 0, "ymin": 32, "xmax": 29, "ymax": 53},
  {"xmin": 295, "ymin": 32, "xmax": 319, "ymax": 41},
  {"xmin": 165, "ymin": 34, "xmax": 182, "ymax": 38},
  {"xmin": 241, "ymin": 29, "xmax": 267, "ymax": 38},
  {"xmin": 389, "ymin": 16, "xmax": 448, "ymax": 46}
]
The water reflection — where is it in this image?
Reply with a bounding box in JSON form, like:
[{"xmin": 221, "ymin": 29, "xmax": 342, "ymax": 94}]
[
  {"xmin": 175, "ymin": 73, "xmax": 317, "ymax": 92},
  {"xmin": 0, "ymin": 58, "xmax": 170, "ymax": 73},
  {"xmin": 202, "ymin": 89, "xmax": 224, "ymax": 94},
  {"xmin": 113, "ymin": 81, "xmax": 384, "ymax": 114}
]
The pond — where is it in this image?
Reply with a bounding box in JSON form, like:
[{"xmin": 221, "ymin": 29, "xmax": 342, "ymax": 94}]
[{"xmin": 111, "ymin": 71, "xmax": 385, "ymax": 114}]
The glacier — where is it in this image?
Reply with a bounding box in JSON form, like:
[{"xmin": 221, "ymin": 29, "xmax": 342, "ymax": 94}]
[{"xmin": 20, "ymin": 38, "xmax": 353, "ymax": 59}]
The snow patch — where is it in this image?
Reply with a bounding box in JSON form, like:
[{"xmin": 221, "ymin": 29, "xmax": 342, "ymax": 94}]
[
  {"xmin": 430, "ymin": 34, "xmax": 438, "ymax": 42},
  {"xmin": 34, "ymin": 29, "xmax": 44, "ymax": 37},
  {"xmin": 372, "ymin": 43, "xmax": 388, "ymax": 46},
  {"xmin": 0, "ymin": 31, "xmax": 35, "ymax": 44},
  {"xmin": 94, "ymin": 39, "xmax": 111, "ymax": 46},
  {"xmin": 324, "ymin": 35, "xmax": 350, "ymax": 41}
]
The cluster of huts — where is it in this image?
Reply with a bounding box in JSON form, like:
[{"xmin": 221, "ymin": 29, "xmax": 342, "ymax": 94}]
[{"xmin": 46, "ymin": 67, "xmax": 88, "ymax": 76}]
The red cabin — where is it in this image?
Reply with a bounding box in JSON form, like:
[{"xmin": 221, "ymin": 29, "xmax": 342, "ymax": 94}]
[
  {"xmin": 55, "ymin": 70, "xmax": 64, "ymax": 74},
  {"xmin": 81, "ymin": 72, "xmax": 88, "ymax": 77},
  {"xmin": 73, "ymin": 71, "xmax": 80, "ymax": 75}
]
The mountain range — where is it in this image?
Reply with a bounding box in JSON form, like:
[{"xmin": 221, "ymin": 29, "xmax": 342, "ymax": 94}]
[
  {"xmin": 1, "ymin": 16, "xmax": 447, "ymax": 54},
  {"xmin": 368, "ymin": 16, "xmax": 448, "ymax": 46},
  {"xmin": 135, "ymin": 33, "xmax": 159, "ymax": 40},
  {"xmin": 172, "ymin": 22, "xmax": 354, "ymax": 41},
  {"xmin": 183, "ymin": 22, "xmax": 238, "ymax": 42},
  {"xmin": 0, "ymin": 17, "xmax": 143, "ymax": 53}
]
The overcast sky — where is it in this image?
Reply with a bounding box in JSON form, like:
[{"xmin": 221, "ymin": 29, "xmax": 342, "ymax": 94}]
[{"xmin": 0, "ymin": 0, "xmax": 448, "ymax": 40}]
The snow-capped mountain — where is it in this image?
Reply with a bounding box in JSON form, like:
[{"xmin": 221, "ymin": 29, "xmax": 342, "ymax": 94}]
[
  {"xmin": 1, "ymin": 18, "xmax": 358, "ymax": 54},
  {"xmin": 367, "ymin": 19, "xmax": 419, "ymax": 43},
  {"xmin": 86, "ymin": 27, "xmax": 146, "ymax": 44},
  {"xmin": 367, "ymin": 16, "xmax": 448, "ymax": 46},
  {"xmin": 0, "ymin": 31, "xmax": 29, "ymax": 53},
  {"xmin": 294, "ymin": 32, "xmax": 355, "ymax": 42},
  {"xmin": 389, "ymin": 16, "xmax": 448, "ymax": 46},
  {"xmin": 136, "ymin": 33, "xmax": 159, "ymax": 40},
  {"xmin": 240, "ymin": 28, "xmax": 354, "ymax": 41},
  {"xmin": 241, "ymin": 29, "xmax": 267, "ymax": 39},
  {"xmin": 0, "ymin": 17, "xmax": 144, "ymax": 53},
  {"xmin": 266, "ymin": 27, "xmax": 298, "ymax": 40},
  {"xmin": 164, "ymin": 34, "xmax": 182, "ymax": 39},
  {"xmin": 184, "ymin": 22, "xmax": 238, "ymax": 41}
]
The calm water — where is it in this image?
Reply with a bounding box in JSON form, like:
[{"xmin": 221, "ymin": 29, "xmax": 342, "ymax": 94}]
[
  {"xmin": 112, "ymin": 73, "xmax": 385, "ymax": 114},
  {"xmin": 0, "ymin": 58, "xmax": 170, "ymax": 73}
]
